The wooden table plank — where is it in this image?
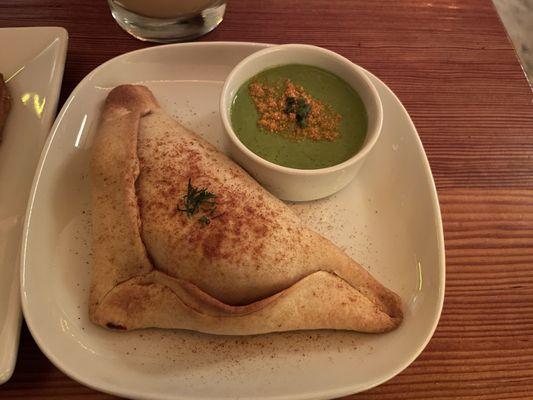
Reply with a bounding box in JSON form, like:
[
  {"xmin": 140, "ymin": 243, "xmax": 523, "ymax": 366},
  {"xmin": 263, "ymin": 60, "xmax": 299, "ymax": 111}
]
[{"xmin": 1, "ymin": 0, "xmax": 532, "ymax": 399}]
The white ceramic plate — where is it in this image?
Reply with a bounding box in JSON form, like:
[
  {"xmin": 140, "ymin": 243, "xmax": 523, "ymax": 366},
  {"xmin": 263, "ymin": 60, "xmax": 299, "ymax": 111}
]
[
  {"xmin": 21, "ymin": 42, "xmax": 444, "ymax": 399},
  {"xmin": 0, "ymin": 26, "xmax": 67, "ymax": 384}
]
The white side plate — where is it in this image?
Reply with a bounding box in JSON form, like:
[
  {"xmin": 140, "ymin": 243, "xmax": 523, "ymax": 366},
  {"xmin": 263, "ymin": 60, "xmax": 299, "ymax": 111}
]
[
  {"xmin": 0, "ymin": 26, "xmax": 67, "ymax": 384},
  {"xmin": 21, "ymin": 42, "xmax": 444, "ymax": 399}
]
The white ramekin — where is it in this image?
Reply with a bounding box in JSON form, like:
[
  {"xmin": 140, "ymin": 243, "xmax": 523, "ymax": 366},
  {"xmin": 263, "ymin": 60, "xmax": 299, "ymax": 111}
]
[{"xmin": 220, "ymin": 44, "xmax": 383, "ymax": 201}]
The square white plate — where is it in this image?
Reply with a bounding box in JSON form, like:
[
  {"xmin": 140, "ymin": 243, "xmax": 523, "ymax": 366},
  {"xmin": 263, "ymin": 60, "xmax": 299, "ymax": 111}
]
[
  {"xmin": 0, "ymin": 26, "xmax": 67, "ymax": 384},
  {"xmin": 21, "ymin": 42, "xmax": 444, "ymax": 399}
]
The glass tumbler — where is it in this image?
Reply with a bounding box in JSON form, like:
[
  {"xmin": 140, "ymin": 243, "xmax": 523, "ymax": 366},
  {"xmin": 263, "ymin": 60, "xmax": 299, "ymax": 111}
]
[{"xmin": 108, "ymin": 0, "xmax": 227, "ymax": 43}]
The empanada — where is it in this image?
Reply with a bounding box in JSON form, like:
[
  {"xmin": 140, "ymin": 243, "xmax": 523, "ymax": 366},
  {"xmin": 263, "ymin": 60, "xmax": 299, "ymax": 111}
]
[{"xmin": 90, "ymin": 85, "xmax": 402, "ymax": 334}]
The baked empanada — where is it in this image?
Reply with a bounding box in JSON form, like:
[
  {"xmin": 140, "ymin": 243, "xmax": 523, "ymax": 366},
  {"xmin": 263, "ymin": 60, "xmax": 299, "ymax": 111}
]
[{"xmin": 89, "ymin": 85, "xmax": 402, "ymax": 334}]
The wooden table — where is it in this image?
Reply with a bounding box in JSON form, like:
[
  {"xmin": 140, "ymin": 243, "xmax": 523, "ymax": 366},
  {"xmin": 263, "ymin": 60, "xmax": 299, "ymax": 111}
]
[{"xmin": 2, "ymin": 1, "xmax": 533, "ymax": 399}]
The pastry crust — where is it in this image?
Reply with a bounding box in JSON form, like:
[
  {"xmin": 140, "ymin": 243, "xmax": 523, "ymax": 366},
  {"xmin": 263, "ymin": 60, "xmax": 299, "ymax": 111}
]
[{"xmin": 90, "ymin": 85, "xmax": 403, "ymax": 334}]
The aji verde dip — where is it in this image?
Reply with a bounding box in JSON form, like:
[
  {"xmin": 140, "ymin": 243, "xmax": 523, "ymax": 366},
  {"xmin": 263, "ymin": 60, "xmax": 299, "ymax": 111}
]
[{"xmin": 230, "ymin": 64, "xmax": 367, "ymax": 170}]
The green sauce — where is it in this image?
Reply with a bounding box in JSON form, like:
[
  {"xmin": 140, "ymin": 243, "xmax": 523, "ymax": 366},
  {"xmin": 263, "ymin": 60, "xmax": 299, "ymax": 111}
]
[{"xmin": 230, "ymin": 64, "xmax": 367, "ymax": 169}]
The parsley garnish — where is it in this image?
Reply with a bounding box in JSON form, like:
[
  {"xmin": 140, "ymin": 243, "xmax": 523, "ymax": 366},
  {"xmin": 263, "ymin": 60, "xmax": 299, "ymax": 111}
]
[
  {"xmin": 199, "ymin": 215, "xmax": 211, "ymax": 227},
  {"xmin": 285, "ymin": 96, "xmax": 312, "ymax": 128},
  {"xmin": 177, "ymin": 179, "xmax": 223, "ymax": 227}
]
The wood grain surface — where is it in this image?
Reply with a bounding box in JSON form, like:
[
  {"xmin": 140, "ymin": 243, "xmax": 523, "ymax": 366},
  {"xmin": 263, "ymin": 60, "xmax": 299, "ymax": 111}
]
[{"xmin": 1, "ymin": 0, "xmax": 533, "ymax": 399}]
